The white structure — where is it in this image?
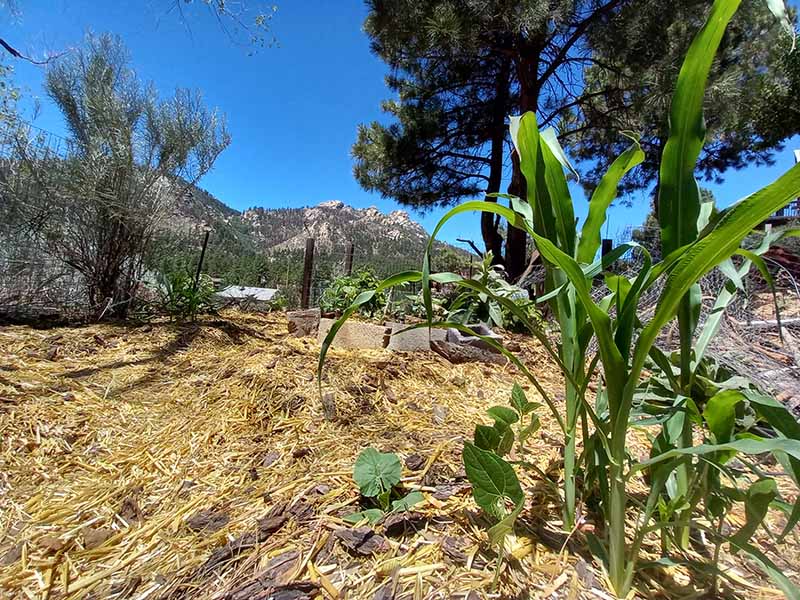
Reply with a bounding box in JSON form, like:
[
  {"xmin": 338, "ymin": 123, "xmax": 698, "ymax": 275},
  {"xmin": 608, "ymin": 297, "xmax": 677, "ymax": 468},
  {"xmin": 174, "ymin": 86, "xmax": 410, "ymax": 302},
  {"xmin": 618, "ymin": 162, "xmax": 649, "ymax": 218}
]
[{"xmin": 214, "ymin": 285, "xmax": 279, "ymax": 310}]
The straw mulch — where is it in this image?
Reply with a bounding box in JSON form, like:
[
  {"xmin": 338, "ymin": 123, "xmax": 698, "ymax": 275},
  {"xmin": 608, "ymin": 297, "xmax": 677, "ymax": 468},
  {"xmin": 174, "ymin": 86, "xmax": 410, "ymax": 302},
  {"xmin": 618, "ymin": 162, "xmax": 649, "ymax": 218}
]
[{"xmin": 0, "ymin": 312, "xmax": 797, "ymax": 599}]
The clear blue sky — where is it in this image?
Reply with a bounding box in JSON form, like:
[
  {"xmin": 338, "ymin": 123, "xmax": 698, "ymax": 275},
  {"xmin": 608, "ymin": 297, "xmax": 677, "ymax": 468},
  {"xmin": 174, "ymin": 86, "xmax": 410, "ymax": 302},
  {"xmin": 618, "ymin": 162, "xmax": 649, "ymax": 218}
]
[{"xmin": 3, "ymin": 1, "xmax": 799, "ymax": 249}]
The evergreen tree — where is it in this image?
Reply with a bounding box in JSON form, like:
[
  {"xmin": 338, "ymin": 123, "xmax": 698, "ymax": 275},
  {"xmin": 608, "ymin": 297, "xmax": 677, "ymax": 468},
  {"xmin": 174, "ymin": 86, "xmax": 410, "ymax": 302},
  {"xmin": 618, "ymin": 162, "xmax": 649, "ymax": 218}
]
[{"xmin": 355, "ymin": 0, "xmax": 798, "ymax": 280}]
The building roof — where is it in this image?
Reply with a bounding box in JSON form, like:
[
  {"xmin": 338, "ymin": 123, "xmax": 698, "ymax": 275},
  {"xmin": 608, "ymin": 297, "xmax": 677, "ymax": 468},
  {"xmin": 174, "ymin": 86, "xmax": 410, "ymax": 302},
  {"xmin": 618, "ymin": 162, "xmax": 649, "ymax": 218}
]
[{"xmin": 215, "ymin": 286, "xmax": 279, "ymax": 302}]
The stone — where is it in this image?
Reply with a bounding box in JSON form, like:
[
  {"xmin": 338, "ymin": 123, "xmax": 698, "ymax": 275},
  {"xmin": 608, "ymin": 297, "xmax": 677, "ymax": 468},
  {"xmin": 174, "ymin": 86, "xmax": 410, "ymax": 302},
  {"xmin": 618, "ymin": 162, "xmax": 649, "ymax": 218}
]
[
  {"xmin": 385, "ymin": 322, "xmax": 446, "ymax": 352},
  {"xmin": 431, "ymin": 340, "xmax": 507, "ymax": 365},
  {"xmin": 318, "ymin": 319, "xmax": 390, "ymax": 350},
  {"xmin": 286, "ymin": 309, "xmax": 321, "ymax": 337},
  {"xmin": 445, "ymin": 323, "xmax": 503, "ymax": 351}
]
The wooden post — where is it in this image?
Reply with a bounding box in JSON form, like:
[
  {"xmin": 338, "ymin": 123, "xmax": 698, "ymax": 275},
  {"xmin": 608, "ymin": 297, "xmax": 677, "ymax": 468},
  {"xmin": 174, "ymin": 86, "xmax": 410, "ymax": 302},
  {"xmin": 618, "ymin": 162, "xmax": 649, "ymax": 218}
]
[
  {"xmin": 193, "ymin": 229, "xmax": 211, "ymax": 292},
  {"xmin": 601, "ymin": 238, "xmax": 613, "ymax": 258},
  {"xmin": 345, "ymin": 242, "xmax": 355, "ymax": 275},
  {"xmin": 300, "ymin": 237, "xmax": 315, "ymax": 309}
]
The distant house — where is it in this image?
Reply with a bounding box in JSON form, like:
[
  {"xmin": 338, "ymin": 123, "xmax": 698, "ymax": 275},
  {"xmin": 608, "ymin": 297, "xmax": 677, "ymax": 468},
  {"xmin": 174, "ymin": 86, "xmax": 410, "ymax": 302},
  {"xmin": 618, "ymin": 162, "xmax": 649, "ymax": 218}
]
[
  {"xmin": 763, "ymin": 149, "xmax": 800, "ymax": 227},
  {"xmin": 214, "ymin": 285, "xmax": 279, "ymax": 310}
]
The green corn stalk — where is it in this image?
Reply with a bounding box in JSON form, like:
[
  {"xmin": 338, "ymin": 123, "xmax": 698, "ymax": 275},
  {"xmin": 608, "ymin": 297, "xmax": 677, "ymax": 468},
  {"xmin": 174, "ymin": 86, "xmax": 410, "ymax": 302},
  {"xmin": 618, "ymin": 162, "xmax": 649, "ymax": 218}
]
[{"xmin": 319, "ymin": 0, "xmax": 800, "ymax": 596}]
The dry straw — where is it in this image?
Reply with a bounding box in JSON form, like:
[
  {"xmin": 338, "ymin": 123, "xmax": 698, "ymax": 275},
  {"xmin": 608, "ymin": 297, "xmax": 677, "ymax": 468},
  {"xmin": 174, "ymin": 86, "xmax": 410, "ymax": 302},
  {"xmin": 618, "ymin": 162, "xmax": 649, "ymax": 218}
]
[{"xmin": 0, "ymin": 312, "xmax": 796, "ymax": 598}]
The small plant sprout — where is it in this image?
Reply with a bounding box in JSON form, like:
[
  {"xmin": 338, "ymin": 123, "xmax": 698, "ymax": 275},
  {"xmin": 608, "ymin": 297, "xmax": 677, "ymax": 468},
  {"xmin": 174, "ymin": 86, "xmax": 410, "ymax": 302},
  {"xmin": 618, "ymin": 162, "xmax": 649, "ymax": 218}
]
[{"xmin": 345, "ymin": 448, "xmax": 424, "ymax": 524}]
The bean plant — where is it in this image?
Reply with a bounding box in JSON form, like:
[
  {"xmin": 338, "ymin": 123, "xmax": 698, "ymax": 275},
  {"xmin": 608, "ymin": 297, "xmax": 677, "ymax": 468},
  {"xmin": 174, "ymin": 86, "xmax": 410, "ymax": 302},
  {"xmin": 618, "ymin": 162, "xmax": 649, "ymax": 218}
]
[{"xmin": 319, "ymin": 0, "xmax": 800, "ymax": 596}]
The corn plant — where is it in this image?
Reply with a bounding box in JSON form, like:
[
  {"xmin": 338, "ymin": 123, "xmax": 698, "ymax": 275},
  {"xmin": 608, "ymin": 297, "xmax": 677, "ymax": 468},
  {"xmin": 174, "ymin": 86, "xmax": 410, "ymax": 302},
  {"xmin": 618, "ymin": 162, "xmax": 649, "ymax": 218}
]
[{"xmin": 319, "ymin": 0, "xmax": 800, "ymax": 596}]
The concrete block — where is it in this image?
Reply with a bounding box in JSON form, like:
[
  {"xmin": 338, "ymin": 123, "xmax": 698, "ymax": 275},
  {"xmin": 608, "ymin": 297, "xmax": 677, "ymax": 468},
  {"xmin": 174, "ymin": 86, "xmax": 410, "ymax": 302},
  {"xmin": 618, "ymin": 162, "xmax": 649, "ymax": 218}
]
[
  {"xmin": 287, "ymin": 308, "xmax": 321, "ymax": 337},
  {"xmin": 385, "ymin": 322, "xmax": 447, "ymax": 352},
  {"xmin": 318, "ymin": 318, "xmax": 390, "ymax": 350}
]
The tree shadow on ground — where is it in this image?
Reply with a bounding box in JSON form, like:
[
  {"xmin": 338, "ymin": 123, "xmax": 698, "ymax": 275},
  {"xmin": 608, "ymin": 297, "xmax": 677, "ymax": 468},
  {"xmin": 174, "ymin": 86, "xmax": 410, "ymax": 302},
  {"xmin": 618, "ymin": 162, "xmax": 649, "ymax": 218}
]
[{"xmin": 60, "ymin": 319, "xmax": 269, "ymax": 384}]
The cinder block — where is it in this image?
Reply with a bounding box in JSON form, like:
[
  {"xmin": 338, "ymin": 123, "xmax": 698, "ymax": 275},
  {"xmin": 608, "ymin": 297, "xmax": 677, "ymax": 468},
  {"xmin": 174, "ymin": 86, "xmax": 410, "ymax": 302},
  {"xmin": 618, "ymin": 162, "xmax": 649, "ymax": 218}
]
[
  {"xmin": 287, "ymin": 308, "xmax": 321, "ymax": 337},
  {"xmin": 318, "ymin": 318, "xmax": 390, "ymax": 350},
  {"xmin": 385, "ymin": 322, "xmax": 447, "ymax": 352}
]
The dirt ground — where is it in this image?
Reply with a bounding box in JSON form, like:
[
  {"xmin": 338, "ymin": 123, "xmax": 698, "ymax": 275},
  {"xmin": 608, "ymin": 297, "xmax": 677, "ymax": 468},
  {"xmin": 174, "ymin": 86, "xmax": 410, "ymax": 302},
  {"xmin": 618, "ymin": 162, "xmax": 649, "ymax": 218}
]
[{"xmin": 0, "ymin": 312, "xmax": 797, "ymax": 599}]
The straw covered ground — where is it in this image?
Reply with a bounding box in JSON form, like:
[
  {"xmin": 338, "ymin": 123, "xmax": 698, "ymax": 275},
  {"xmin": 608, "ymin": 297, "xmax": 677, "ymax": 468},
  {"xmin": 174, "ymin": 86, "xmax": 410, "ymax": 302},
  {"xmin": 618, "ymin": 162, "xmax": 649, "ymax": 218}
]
[{"xmin": 0, "ymin": 311, "xmax": 798, "ymax": 599}]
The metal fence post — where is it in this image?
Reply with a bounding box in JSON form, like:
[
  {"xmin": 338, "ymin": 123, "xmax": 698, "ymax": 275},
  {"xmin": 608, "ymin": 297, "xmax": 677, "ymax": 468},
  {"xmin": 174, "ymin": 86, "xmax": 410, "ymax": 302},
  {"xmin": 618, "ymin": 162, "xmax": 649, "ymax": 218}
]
[
  {"xmin": 300, "ymin": 237, "xmax": 315, "ymax": 309},
  {"xmin": 601, "ymin": 238, "xmax": 613, "ymax": 258}
]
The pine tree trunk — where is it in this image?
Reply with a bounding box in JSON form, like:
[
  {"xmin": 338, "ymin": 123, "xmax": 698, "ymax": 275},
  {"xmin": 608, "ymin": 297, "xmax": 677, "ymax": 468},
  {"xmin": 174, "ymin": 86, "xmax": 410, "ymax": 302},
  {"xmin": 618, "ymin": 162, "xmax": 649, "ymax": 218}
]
[
  {"xmin": 481, "ymin": 57, "xmax": 512, "ymax": 264},
  {"xmin": 505, "ymin": 148, "xmax": 527, "ymax": 280}
]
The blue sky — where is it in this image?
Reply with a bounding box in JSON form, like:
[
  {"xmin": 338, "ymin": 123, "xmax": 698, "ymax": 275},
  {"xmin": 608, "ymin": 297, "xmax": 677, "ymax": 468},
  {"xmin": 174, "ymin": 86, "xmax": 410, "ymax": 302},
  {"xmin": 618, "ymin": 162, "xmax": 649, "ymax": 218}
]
[{"xmin": 3, "ymin": 0, "xmax": 799, "ymax": 249}]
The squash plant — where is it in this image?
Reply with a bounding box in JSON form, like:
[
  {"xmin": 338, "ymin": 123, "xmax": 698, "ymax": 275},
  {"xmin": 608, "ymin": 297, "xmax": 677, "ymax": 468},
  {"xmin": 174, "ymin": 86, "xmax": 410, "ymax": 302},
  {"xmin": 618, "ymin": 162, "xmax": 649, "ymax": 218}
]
[{"xmin": 319, "ymin": 0, "xmax": 800, "ymax": 596}]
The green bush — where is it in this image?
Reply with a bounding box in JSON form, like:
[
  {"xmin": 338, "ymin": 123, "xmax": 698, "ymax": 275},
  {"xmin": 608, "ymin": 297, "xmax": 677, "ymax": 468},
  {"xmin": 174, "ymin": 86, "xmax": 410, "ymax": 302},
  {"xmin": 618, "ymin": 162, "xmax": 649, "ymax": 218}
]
[
  {"xmin": 446, "ymin": 252, "xmax": 542, "ymax": 333},
  {"xmin": 319, "ymin": 269, "xmax": 387, "ymax": 317},
  {"xmin": 155, "ymin": 271, "xmax": 216, "ymax": 321}
]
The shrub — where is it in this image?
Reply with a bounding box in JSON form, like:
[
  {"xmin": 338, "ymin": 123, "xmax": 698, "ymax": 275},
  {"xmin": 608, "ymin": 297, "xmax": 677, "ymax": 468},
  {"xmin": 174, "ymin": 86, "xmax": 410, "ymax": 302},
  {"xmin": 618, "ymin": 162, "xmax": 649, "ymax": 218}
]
[
  {"xmin": 446, "ymin": 252, "xmax": 542, "ymax": 333},
  {"xmin": 156, "ymin": 271, "xmax": 216, "ymax": 322},
  {"xmin": 320, "ymin": 269, "xmax": 387, "ymax": 318}
]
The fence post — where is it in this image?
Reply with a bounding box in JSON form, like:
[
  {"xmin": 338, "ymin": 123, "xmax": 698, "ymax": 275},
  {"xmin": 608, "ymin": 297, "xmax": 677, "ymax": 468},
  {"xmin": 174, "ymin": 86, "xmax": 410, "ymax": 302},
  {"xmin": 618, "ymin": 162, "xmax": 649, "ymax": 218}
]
[
  {"xmin": 345, "ymin": 242, "xmax": 355, "ymax": 275},
  {"xmin": 300, "ymin": 237, "xmax": 315, "ymax": 309},
  {"xmin": 193, "ymin": 228, "xmax": 211, "ymax": 292},
  {"xmin": 601, "ymin": 238, "xmax": 613, "ymax": 258}
]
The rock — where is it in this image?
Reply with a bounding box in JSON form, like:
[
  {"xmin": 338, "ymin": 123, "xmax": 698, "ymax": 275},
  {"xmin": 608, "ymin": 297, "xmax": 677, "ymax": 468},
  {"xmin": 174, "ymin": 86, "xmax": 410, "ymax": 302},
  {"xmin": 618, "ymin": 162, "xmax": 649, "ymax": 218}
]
[
  {"xmin": 431, "ymin": 340, "xmax": 507, "ymax": 365},
  {"xmin": 321, "ymin": 392, "xmax": 337, "ymax": 421},
  {"xmin": 334, "ymin": 527, "xmax": 388, "ymax": 556},
  {"xmin": 385, "ymin": 322, "xmax": 446, "ymax": 352},
  {"xmin": 186, "ymin": 509, "xmax": 230, "ymax": 533},
  {"xmin": 286, "ymin": 309, "xmax": 321, "ymax": 337},
  {"xmin": 318, "ymin": 319, "xmax": 390, "ymax": 350},
  {"xmin": 83, "ymin": 526, "xmax": 114, "ymax": 549},
  {"xmin": 404, "ymin": 453, "xmax": 426, "ymax": 471},
  {"xmin": 432, "ymin": 404, "xmax": 448, "ymax": 425},
  {"xmin": 445, "ymin": 323, "xmax": 503, "ymax": 351}
]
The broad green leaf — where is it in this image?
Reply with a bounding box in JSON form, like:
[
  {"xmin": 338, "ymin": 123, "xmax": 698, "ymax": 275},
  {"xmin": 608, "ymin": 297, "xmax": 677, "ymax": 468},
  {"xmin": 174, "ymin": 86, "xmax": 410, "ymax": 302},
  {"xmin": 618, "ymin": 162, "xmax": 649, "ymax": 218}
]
[
  {"xmin": 462, "ymin": 441, "xmax": 524, "ymax": 520},
  {"xmin": 511, "ymin": 384, "xmax": 528, "ymax": 414},
  {"xmin": 578, "ymin": 138, "xmax": 644, "ymax": 263},
  {"xmin": 474, "ymin": 424, "xmax": 501, "ymax": 451},
  {"xmin": 540, "ymin": 127, "xmax": 579, "ymax": 181},
  {"xmin": 631, "ymin": 160, "xmax": 800, "ymax": 400},
  {"xmin": 487, "ymin": 406, "xmax": 519, "ymax": 428},
  {"xmin": 730, "ymin": 478, "xmax": 778, "ymax": 548},
  {"xmin": 353, "ymin": 448, "xmax": 402, "ymax": 497},
  {"xmin": 634, "ymin": 437, "xmax": 800, "ymax": 472},
  {"xmin": 391, "ymin": 490, "xmax": 425, "ymax": 513},
  {"xmin": 496, "ymin": 427, "xmax": 515, "ymax": 457},
  {"xmin": 703, "ymin": 390, "xmax": 745, "ymax": 444},
  {"xmin": 488, "ymin": 496, "xmax": 524, "ymax": 547},
  {"xmin": 343, "ymin": 508, "xmax": 385, "ymax": 525}
]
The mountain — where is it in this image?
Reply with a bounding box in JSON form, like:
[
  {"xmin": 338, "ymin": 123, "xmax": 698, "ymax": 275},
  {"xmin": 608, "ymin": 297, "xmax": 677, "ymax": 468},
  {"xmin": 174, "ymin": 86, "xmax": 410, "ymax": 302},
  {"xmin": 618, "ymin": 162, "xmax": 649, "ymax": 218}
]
[{"xmin": 157, "ymin": 185, "xmax": 471, "ymax": 288}]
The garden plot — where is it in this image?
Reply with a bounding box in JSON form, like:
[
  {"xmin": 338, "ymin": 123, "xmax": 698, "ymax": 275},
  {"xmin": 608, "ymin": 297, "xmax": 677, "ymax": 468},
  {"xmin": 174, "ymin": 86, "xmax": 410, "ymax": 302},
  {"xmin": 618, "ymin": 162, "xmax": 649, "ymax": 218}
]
[{"xmin": 0, "ymin": 312, "xmax": 797, "ymax": 599}]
